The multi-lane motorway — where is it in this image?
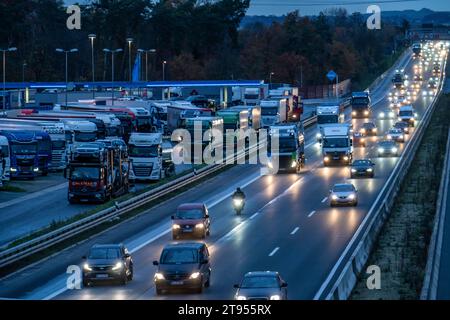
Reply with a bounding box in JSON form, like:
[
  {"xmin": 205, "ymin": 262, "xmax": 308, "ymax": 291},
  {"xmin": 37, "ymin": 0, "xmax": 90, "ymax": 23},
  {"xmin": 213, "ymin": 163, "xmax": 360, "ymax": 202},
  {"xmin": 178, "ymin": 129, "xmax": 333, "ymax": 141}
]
[{"xmin": 0, "ymin": 44, "xmax": 445, "ymax": 300}]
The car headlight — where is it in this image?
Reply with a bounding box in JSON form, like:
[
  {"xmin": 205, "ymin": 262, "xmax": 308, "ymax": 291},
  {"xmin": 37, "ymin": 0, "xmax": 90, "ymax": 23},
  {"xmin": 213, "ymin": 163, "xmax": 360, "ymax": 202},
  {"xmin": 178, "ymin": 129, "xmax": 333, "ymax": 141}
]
[
  {"xmin": 378, "ymin": 148, "xmax": 384, "ymax": 153},
  {"xmin": 316, "ymin": 133, "xmax": 322, "ymax": 139},
  {"xmin": 360, "ymin": 128, "xmax": 366, "ymax": 133},
  {"xmin": 236, "ymin": 296, "xmax": 247, "ymax": 300},
  {"xmin": 364, "ymin": 111, "xmax": 369, "ymax": 115},
  {"xmin": 352, "ymin": 111, "xmax": 356, "ymax": 115},
  {"xmin": 172, "ymin": 224, "xmax": 181, "ymax": 229},
  {"xmin": 367, "ymin": 168, "xmax": 373, "ymax": 172},
  {"xmin": 387, "ymin": 135, "xmax": 392, "ymax": 139},
  {"xmin": 390, "ymin": 103, "xmax": 394, "ymax": 107},
  {"xmin": 331, "ymin": 194, "xmax": 338, "ymax": 200},
  {"xmin": 195, "ymin": 223, "xmax": 204, "ymax": 229},
  {"xmin": 392, "ymin": 147, "xmax": 398, "ymax": 153},
  {"xmin": 351, "ymin": 169, "xmax": 357, "ymax": 173},
  {"xmin": 389, "ymin": 112, "xmax": 394, "ymax": 118},
  {"xmin": 10, "ymin": 168, "xmax": 17, "ymax": 172},
  {"xmin": 33, "ymin": 168, "xmax": 39, "ymax": 172},
  {"xmin": 83, "ymin": 263, "xmax": 92, "ymax": 271},
  {"xmin": 379, "ymin": 112, "xmax": 385, "ymax": 118},
  {"xmin": 324, "ymin": 156, "xmax": 330, "ymax": 162},
  {"xmin": 270, "ymin": 295, "xmax": 281, "ymax": 300},
  {"xmin": 112, "ymin": 261, "xmax": 124, "ymax": 271},
  {"xmin": 291, "ymin": 160, "xmax": 297, "ymax": 168},
  {"xmin": 348, "ymin": 194, "xmax": 356, "ymax": 200},
  {"xmin": 154, "ymin": 272, "xmax": 165, "ymax": 280},
  {"xmin": 372, "ymin": 128, "xmax": 377, "ymax": 132},
  {"xmin": 400, "ymin": 135, "xmax": 404, "ymax": 140},
  {"xmin": 343, "ymin": 156, "xmax": 349, "ymax": 161},
  {"xmin": 190, "ymin": 272, "xmax": 201, "ymax": 279}
]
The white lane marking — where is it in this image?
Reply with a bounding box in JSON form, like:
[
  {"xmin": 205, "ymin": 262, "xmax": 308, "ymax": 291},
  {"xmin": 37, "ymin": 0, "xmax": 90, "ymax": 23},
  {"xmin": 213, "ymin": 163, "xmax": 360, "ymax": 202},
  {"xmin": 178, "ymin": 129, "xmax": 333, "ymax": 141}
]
[
  {"xmin": 269, "ymin": 247, "xmax": 280, "ymax": 257},
  {"xmin": 290, "ymin": 227, "xmax": 299, "ymax": 235},
  {"xmin": 0, "ymin": 182, "xmax": 67, "ymax": 209},
  {"xmin": 321, "ymin": 197, "xmax": 328, "ymax": 203},
  {"xmin": 249, "ymin": 212, "xmax": 259, "ymax": 220},
  {"xmin": 308, "ymin": 210, "xmax": 316, "ymax": 218}
]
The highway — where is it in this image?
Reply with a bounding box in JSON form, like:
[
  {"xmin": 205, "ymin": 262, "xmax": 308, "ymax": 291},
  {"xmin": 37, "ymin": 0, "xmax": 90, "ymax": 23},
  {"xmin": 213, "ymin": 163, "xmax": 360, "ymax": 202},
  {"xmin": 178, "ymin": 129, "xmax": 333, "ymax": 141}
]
[{"xmin": 0, "ymin": 44, "xmax": 444, "ymax": 300}]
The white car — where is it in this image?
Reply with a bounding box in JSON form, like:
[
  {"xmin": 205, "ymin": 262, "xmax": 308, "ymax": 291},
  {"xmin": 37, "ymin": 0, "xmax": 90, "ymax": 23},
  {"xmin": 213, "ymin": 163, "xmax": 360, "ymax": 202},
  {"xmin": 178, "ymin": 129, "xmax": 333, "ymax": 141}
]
[
  {"xmin": 329, "ymin": 183, "xmax": 358, "ymax": 207},
  {"xmin": 386, "ymin": 128, "xmax": 405, "ymax": 143}
]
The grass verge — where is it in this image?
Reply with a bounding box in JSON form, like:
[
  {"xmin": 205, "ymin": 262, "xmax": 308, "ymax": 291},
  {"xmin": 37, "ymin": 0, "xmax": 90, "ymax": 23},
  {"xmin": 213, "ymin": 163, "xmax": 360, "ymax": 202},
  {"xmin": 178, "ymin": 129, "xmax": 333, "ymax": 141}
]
[
  {"xmin": 351, "ymin": 93, "xmax": 450, "ymax": 300},
  {"xmin": 0, "ymin": 185, "xmax": 26, "ymax": 193}
]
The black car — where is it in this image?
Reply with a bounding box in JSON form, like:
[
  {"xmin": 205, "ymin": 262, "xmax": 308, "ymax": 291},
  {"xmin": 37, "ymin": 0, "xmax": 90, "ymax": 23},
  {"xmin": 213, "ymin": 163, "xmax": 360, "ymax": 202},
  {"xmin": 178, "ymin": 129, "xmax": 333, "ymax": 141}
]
[
  {"xmin": 234, "ymin": 271, "xmax": 288, "ymax": 300},
  {"xmin": 82, "ymin": 244, "xmax": 133, "ymax": 286},
  {"xmin": 350, "ymin": 159, "xmax": 375, "ymax": 178},
  {"xmin": 360, "ymin": 122, "xmax": 377, "ymax": 136},
  {"xmin": 394, "ymin": 121, "xmax": 410, "ymax": 134},
  {"xmin": 153, "ymin": 242, "xmax": 211, "ymax": 294}
]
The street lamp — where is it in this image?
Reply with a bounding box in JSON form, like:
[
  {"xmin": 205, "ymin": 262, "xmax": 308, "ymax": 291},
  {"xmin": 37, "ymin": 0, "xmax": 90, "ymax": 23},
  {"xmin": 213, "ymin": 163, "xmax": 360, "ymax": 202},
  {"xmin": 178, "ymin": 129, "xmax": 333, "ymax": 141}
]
[
  {"xmin": 126, "ymin": 37, "xmax": 134, "ymax": 82},
  {"xmin": 88, "ymin": 34, "xmax": 96, "ymax": 98},
  {"xmin": 1, "ymin": 47, "xmax": 17, "ymax": 110},
  {"xmin": 162, "ymin": 60, "xmax": 167, "ymax": 81},
  {"xmin": 55, "ymin": 48, "xmax": 78, "ymax": 107},
  {"xmin": 137, "ymin": 48, "xmax": 156, "ymax": 82},
  {"xmin": 22, "ymin": 61, "xmax": 27, "ymax": 84},
  {"xmin": 269, "ymin": 72, "xmax": 275, "ymax": 89},
  {"xmin": 103, "ymin": 48, "xmax": 123, "ymax": 106}
]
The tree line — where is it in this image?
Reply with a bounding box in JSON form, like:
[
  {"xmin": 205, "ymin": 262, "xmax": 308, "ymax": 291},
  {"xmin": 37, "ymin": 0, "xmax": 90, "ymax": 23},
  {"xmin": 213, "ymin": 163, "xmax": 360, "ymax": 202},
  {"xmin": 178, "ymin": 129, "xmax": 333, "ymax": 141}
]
[{"xmin": 0, "ymin": 1, "xmax": 405, "ymax": 89}]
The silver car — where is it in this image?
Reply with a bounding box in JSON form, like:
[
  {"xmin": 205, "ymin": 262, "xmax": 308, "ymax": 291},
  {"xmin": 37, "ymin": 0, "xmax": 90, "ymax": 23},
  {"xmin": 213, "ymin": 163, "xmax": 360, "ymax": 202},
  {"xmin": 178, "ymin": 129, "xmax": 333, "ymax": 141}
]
[
  {"xmin": 234, "ymin": 271, "xmax": 288, "ymax": 300},
  {"xmin": 386, "ymin": 128, "xmax": 405, "ymax": 143},
  {"xmin": 329, "ymin": 183, "xmax": 358, "ymax": 207}
]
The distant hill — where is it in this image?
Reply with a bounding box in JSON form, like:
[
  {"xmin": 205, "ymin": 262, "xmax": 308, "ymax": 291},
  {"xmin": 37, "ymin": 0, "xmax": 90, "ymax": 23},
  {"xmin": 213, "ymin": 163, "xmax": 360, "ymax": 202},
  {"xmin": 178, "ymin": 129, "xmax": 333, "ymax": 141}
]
[{"xmin": 242, "ymin": 8, "xmax": 450, "ymax": 28}]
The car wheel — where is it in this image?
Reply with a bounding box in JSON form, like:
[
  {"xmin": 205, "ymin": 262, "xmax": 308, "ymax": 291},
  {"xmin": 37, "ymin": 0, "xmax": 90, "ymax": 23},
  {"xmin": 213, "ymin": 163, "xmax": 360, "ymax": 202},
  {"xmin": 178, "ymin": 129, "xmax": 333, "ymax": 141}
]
[
  {"xmin": 371, "ymin": 173, "xmax": 375, "ymax": 178},
  {"xmin": 156, "ymin": 288, "xmax": 163, "ymax": 295},
  {"xmin": 350, "ymin": 174, "xmax": 354, "ymax": 179},
  {"xmin": 172, "ymin": 233, "xmax": 178, "ymax": 240},
  {"xmin": 121, "ymin": 273, "xmax": 128, "ymax": 285},
  {"xmin": 127, "ymin": 265, "xmax": 134, "ymax": 281},
  {"xmin": 196, "ymin": 283, "xmax": 203, "ymax": 294},
  {"xmin": 354, "ymin": 201, "xmax": 358, "ymax": 207}
]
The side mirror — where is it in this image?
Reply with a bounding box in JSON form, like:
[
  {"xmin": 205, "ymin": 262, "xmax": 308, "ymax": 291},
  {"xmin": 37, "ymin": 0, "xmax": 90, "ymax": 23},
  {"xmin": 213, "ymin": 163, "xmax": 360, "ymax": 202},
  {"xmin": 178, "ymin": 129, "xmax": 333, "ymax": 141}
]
[
  {"xmin": 233, "ymin": 284, "xmax": 240, "ymax": 289},
  {"xmin": 82, "ymin": 256, "xmax": 87, "ymax": 260},
  {"xmin": 124, "ymin": 253, "xmax": 131, "ymax": 258},
  {"xmin": 281, "ymin": 282, "xmax": 288, "ymax": 288},
  {"xmin": 152, "ymin": 260, "xmax": 159, "ymax": 266}
]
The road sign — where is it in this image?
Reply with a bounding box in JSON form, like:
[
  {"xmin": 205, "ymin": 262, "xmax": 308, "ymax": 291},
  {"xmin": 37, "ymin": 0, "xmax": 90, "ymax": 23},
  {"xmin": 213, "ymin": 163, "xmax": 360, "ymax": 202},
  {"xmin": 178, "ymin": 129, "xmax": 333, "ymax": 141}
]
[{"xmin": 327, "ymin": 70, "xmax": 337, "ymax": 82}]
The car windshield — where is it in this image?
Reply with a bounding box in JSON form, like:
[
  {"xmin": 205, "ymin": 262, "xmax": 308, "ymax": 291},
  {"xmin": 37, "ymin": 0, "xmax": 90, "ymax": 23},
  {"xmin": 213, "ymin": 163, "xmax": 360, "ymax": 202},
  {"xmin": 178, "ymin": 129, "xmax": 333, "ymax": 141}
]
[
  {"xmin": 261, "ymin": 107, "xmax": 278, "ymax": 116},
  {"xmin": 88, "ymin": 248, "xmax": 120, "ymax": 259},
  {"xmin": 353, "ymin": 160, "xmax": 372, "ymax": 166},
  {"xmin": 176, "ymin": 209, "xmax": 204, "ymax": 219},
  {"xmin": 74, "ymin": 131, "xmax": 97, "ymax": 142},
  {"xmin": 333, "ymin": 185, "xmax": 354, "ymax": 192},
  {"xmin": 70, "ymin": 167, "xmax": 100, "ymax": 180},
  {"xmin": 323, "ymin": 138, "xmax": 348, "ymax": 148},
  {"xmin": 363, "ymin": 123, "xmax": 375, "ymax": 129},
  {"xmin": 317, "ymin": 115, "xmax": 338, "ymax": 124},
  {"xmin": 136, "ymin": 117, "xmax": 152, "ymax": 132},
  {"xmin": 278, "ymin": 137, "xmax": 297, "ymax": 152},
  {"xmin": 11, "ymin": 143, "xmax": 37, "ymax": 155},
  {"xmin": 161, "ymin": 248, "xmax": 198, "ymax": 264},
  {"xmin": 129, "ymin": 145, "xmax": 158, "ymax": 158},
  {"xmin": 241, "ymin": 276, "xmax": 279, "ymax": 288},
  {"xmin": 352, "ymin": 97, "xmax": 369, "ymax": 105},
  {"xmin": 379, "ymin": 141, "xmax": 395, "ymax": 147},
  {"xmin": 399, "ymin": 111, "xmax": 413, "ymax": 117},
  {"xmin": 51, "ymin": 140, "xmax": 66, "ymax": 150}
]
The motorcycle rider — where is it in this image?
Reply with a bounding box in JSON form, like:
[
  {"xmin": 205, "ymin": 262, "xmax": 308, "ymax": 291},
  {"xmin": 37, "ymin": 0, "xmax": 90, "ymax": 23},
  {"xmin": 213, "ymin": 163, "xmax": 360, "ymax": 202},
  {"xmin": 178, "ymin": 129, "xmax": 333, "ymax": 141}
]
[{"xmin": 232, "ymin": 187, "xmax": 246, "ymax": 201}]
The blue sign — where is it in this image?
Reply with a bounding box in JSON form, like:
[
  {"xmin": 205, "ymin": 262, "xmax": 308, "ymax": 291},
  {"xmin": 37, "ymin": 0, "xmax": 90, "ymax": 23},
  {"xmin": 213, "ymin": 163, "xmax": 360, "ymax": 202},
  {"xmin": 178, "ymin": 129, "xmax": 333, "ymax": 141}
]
[{"xmin": 327, "ymin": 70, "xmax": 337, "ymax": 82}]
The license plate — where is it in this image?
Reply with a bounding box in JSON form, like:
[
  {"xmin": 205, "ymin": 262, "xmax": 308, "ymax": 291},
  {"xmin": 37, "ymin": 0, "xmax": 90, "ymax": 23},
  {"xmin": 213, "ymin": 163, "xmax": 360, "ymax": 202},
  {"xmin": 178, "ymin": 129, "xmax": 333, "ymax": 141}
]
[
  {"xmin": 96, "ymin": 274, "xmax": 109, "ymax": 279},
  {"xmin": 333, "ymin": 157, "xmax": 339, "ymax": 160},
  {"xmin": 183, "ymin": 229, "xmax": 193, "ymax": 233},
  {"xmin": 171, "ymin": 281, "xmax": 184, "ymax": 285}
]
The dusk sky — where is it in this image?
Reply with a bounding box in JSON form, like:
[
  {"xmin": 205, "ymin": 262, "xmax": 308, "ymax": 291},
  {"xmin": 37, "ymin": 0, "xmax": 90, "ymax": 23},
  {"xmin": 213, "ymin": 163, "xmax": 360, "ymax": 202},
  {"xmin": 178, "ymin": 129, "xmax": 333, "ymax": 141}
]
[{"xmin": 66, "ymin": 0, "xmax": 449, "ymax": 16}]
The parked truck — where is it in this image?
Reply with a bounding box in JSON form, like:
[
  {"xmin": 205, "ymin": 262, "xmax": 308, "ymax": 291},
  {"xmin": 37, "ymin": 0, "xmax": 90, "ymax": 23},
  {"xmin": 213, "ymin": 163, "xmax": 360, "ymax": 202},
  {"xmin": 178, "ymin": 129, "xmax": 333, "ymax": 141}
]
[
  {"xmin": 41, "ymin": 122, "xmax": 68, "ymax": 170},
  {"xmin": 260, "ymin": 99, "xmax": 287, "ymax": 128},
  {"xmin": 0, "ymin": 130, "xmax": 40, "ymax": 179},
  {"xmin": 321, "ymin": 124, "xmax": 353, "ymax": 166},
  {"xmin": 185, "ymin": 117, "xmax": 224, "ymax": 163},
  {"xmin": 268, "ymin": 123, "xmax": 305, "ymax": 173},
  {"xmin": 128, "ymin": 132, "xmax": 164, "ymax": 181},
  {"xmin": 228, "ymin": 105, "xmax": 261, "ymax": 132},
  {"xmin": 66, "ymin": 142, "xmax": 130, "ymax": 204}
]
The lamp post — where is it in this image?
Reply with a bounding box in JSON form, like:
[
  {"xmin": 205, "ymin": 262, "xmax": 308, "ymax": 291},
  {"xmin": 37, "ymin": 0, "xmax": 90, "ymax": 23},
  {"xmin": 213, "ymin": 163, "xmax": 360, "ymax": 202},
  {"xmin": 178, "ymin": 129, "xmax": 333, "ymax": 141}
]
[
  {"xmin": 88, "ymin": 34, "xmax": 96, "ymax": 98},
  {"xmin": 138, "ymin": 49, "xmax": 156, "ymax": 82},
  {"xmin": 162, "ymin": 60, "xmax": 167, "ymax": 81},
  {"xmin": 55, "ymin": 48, "xmax": 78, "ymax": 107},
  {"xmin": 1, "ymin": 47, "xmax": 17, "ymax": 110},
  {"xmin": 22, "ymin": 61, "xmax": 27, "ymax": 84},
  {"xmin": 269, "ymin": 72, "xmax": 274, "ymax": 89},
  {"xmin": 103, "ymin": 48, "xmax": 123, "ymax": 106},
  {"xmin": 126, "ymin": 38, "xmax": 133, "ymax": 82}
]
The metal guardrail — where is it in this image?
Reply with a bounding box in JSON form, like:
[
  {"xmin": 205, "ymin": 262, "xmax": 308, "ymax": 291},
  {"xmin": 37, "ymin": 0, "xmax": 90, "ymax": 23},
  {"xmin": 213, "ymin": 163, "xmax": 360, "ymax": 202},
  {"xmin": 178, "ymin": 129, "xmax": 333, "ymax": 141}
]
[
  {"xmin": 315, "ymin": 52, "xmax": 448, "ymax": 300},
  {"xmin": 0, "ymin": 115, "xmax": 319, "ymax": 269},
  {"xmin": 420, "ymin": 128, "xmax": 450, "ymax": 300}
]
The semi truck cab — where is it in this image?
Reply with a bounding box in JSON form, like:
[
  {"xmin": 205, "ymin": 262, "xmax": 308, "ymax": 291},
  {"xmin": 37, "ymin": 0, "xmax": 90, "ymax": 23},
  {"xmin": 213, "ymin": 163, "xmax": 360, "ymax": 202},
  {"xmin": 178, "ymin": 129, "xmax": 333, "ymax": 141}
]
[
  {"xmin": 351, "ymin": 92, "xmax": 372, "ymax": 119},
  {"xmin": 128, "ymin": 132, "xmax": 164, "ymax": 181},
  {"xmin": 321, "ymin": 124, "xmax": 353, "ymax": 166},
  {"xmin": 268, "ymin": 124, "xmax": 305, "ymax": 173}
]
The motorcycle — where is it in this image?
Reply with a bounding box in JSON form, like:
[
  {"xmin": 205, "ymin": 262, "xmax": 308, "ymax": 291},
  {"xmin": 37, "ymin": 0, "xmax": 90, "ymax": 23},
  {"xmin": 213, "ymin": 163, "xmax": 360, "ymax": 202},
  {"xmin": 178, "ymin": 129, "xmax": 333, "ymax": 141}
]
[{"xmin": 233, "ymin": 196, "xmax": 245, "ymax": 215}]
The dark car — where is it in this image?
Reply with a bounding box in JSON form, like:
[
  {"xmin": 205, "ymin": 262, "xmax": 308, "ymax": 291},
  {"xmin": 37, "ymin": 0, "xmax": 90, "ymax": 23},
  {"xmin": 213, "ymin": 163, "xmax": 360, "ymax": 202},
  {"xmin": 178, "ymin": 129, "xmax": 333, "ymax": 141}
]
[
  {"xmin": 234, "ymin": 271, "xmax": 288, "ymax": 300},
  {"xmin": 360, "ymin": 122, "xmax": 377, "ymax": 136},
  {"xmin": 82, "ymin": 244, "xmax": 133, "ymax": 286},
  {"xmin": 350, "ymin": 159, "xmax": 375, "ymax": 178},
  {"xmin": 153, "ymin": 242, "xmax": 211, "ymax": 294},
  {"xmin": 394, "ymin": 121, "xmax": 410, "ymax": 134},
  {"xmin": 172, "ymin": 203, "xmax": 211, "ymax": 239},
  {"xmin": 377, "ymin": 140, "xmax": 399, "ymax": 157}
]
